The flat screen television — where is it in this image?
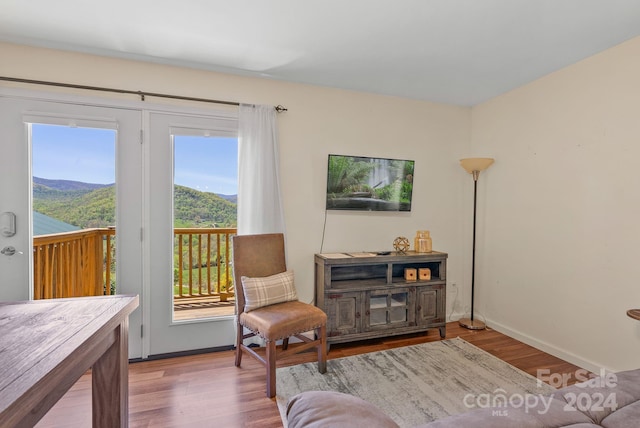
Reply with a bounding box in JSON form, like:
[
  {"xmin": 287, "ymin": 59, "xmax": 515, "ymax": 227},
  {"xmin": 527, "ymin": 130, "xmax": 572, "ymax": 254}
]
[{"xmin": 326, "ymin": 154, "xmax": 414, "ymax": 211}]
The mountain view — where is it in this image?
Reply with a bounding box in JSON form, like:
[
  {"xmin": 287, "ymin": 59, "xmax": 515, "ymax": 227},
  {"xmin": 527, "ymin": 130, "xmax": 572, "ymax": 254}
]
[{"xmin": 33, "ymin": 177, "xmax": 237, "ymax": 228}]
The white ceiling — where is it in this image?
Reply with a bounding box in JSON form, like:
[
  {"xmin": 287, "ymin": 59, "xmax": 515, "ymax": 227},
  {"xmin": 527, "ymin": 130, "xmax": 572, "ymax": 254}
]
[{"xmin": 2, "ymin": 0, "xmax": 640, "ymax": 106}]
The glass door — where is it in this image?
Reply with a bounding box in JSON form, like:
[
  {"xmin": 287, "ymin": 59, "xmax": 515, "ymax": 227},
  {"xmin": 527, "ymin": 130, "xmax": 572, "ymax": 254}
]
[
  {"xmin": 146, "ymin": 111, "xmax": 238, "ymax": 356},
  {"xmin": 0, "ymin": 94, "xmax": 144, "ymax": 358}
]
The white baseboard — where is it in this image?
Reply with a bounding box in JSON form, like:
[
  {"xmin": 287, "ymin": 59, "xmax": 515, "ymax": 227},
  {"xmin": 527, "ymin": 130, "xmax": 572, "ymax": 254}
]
[
  {"xmin": 485, "ymin": 317, "xmax": 615, "ymax": 374},
  {"xmin": 446, "ymin": 311, "xmax": 465, "ymax": 322}
]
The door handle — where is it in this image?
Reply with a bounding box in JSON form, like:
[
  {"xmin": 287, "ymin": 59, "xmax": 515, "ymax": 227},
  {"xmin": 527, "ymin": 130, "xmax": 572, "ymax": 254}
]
[{"xmin": 1, "ymin": 246, "xmax": 16, "ymax": 256}]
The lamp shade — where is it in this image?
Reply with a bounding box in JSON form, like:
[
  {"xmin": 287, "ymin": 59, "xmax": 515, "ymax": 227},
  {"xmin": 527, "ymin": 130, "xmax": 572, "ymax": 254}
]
[{"xmin": 460, "ymin": 158, "xmax": 494, "ymax": 174}]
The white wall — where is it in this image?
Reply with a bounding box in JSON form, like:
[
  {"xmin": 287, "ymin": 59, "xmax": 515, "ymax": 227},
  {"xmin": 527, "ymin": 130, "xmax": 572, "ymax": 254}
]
[
  {"xmin": 472, "ymin": 36, "xmax": 640, "ymax": 372},
  {"xmin": 0, "ymin": 42, "xmax": 471, "ymax": 317}
]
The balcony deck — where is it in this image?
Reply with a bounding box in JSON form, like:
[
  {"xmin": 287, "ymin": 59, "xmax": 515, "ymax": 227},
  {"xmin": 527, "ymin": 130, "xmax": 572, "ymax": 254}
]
[{"xmin": 173, "ymin": 295, "xmax": 235, "ymax": 320}]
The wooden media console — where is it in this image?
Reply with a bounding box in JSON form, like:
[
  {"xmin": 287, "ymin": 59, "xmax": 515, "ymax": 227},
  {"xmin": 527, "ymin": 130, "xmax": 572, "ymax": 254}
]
[{"xmin": 315, "ymin": 251, "xmax": 447, "ymax": 345}]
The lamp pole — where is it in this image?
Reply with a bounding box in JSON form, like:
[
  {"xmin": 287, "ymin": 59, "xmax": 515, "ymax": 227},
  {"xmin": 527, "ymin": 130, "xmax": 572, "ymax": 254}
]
[
  {"xmin": 470, "ymin": 170, "xmax": 479, "ymax": 324},
  {"xmin": 459, "ymin": 158, "xmax": 494, "ymax": 330}
]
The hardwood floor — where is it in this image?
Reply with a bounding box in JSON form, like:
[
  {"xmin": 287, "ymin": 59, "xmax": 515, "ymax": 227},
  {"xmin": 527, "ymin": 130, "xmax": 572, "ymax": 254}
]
[{"xmin": 36, "ymin": 322, "xmax": 585, "ymax": 428}]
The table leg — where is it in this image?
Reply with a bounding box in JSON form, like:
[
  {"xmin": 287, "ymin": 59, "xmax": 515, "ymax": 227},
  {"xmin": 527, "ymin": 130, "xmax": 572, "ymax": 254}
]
[{"xmin": 92, "ymin": 319, "xmax": 129, "ymax": 427}]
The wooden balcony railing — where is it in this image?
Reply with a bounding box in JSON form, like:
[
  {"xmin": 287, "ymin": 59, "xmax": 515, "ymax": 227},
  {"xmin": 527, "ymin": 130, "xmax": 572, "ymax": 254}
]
[
  {"xmin": 32, "ymin": 227, "xmax": 237, "ymax": 303},
  {"xmin": 33, "ymin": 228, "xmax": 115, "ymax": 299},
  {"xmin": 174, "ymin": 228, "xmax": 236, "ymax": 302}
]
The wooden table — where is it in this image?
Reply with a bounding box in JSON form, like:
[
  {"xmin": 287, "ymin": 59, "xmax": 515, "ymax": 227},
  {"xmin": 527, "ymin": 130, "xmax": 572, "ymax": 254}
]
[{"xmin": 0, "ymin": 294, "xmax": 139, "ymax": 427}]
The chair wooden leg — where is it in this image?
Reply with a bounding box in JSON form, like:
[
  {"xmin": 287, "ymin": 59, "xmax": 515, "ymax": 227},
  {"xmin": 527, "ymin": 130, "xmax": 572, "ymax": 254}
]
[
  {"xmin": 266, "ymin": 340, "xmax": 277, "ymax": 398},
  {"xmin": 317, "ymin": 324, "xmax": 327, "ymax": 374},
  {"xmin": 235, "ymin": 324, "xmax": 243, "ymax": 367}
]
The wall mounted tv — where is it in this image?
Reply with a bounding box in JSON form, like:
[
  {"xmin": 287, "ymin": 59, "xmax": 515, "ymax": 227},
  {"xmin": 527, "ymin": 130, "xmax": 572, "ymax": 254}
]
[{"xmin": 326, "ymin": 154, "xmax": 414, "ymax": 212}]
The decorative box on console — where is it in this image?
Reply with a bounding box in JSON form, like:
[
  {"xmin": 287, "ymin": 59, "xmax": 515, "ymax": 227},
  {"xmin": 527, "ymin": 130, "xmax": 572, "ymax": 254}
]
[
  {"xmin": 419, "ymin": 268, "xmax": 431, "ymax": 281},
  {"xmin": 404, "ymin": 268, "xmax": 417, "ymax": 281}
]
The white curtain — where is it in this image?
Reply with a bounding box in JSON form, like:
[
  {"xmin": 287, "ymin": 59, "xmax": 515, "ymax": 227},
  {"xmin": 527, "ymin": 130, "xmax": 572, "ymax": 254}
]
[{"xmin": 237, "ymin": 104, "xmax": 286, "ymax": 235}]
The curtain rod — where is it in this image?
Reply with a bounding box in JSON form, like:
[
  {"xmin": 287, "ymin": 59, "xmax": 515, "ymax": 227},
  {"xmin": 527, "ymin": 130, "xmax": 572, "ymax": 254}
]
[{"xmin": 0, "ymin": 76, "xmax": 288, "ymax": 113}]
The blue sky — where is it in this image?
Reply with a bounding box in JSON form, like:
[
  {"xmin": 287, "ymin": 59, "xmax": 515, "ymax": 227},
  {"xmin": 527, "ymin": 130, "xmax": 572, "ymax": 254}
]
[
  {"xmin": 174, "ymin": 135, "xmax": 238, "ymax": 195},
  {"xmin": 32, "ymin": 124, "xmax": 116, "ymax": 184},
  {"xmin": 31, "ymin": 124, "xmax": 238, "ymax": 195}
]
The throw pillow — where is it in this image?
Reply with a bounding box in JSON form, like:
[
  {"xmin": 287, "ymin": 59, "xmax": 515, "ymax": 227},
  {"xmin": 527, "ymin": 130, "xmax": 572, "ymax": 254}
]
[{"xmin": 241, "ymin": 270, "xmax": 298, "ymax": 312}]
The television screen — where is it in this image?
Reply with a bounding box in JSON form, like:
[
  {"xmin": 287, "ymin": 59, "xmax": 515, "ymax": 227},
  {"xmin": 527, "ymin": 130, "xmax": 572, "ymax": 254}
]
[{"xmin": 326, "ymin": 154, "xmax": 414, "ymax": 211}]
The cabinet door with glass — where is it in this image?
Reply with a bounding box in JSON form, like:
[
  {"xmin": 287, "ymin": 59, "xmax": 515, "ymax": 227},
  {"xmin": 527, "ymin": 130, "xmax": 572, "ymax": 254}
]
[{"xmin": 365, "ymin": 288, "xmax": 413, "ymax": 331}]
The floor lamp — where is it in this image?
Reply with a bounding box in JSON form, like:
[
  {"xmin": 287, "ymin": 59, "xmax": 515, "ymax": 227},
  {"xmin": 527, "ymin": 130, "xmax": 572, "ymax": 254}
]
[{"xmin": 459, "ymin": 157, "xmax": 494, "ymax": 330}]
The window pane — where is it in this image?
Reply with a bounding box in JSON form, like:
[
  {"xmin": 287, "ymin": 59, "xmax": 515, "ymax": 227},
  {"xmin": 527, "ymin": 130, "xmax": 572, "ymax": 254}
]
[
  {"xmin": 172, "ymin": 135, "xmax": 238, "ymax": 321},
  {"xmin": 31, "ymin": 123, "xmax": 116, "ymax": 298}
]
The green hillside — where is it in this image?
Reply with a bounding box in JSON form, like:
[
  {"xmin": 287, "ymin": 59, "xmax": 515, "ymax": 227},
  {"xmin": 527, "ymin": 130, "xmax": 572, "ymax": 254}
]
[
  {"xmin": 33, "ymin": 182, "xmax": 236, "ymax": 228},
  {"xmin": 174, "ymin": 185, "xmax": 237, "ymax": 227},
  {"xmin": 33, "ymin": 176, "xmax": 110, "ymax": 191},
  {"xmin": 33, "ymin": 184, "xmax": 115, "ymax": 228}
]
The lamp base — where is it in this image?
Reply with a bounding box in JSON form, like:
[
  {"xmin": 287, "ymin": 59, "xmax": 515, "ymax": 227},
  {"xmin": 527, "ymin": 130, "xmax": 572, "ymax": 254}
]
[{"xmin": 459, "ymin": 318, "xmax": 486, "ymax": 330}]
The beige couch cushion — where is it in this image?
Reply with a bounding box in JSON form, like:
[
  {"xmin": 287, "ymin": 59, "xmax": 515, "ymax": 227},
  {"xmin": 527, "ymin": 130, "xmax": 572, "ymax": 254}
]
[{"xmin": 287, "ymin": 390, "xmax": 399, "ymax": 428}]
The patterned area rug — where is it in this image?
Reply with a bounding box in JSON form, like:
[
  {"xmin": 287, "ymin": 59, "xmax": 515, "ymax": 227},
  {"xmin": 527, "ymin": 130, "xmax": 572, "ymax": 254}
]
[{"xmin": 276, "ymin": 337, "xmax": 555, "ymax": 427}]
